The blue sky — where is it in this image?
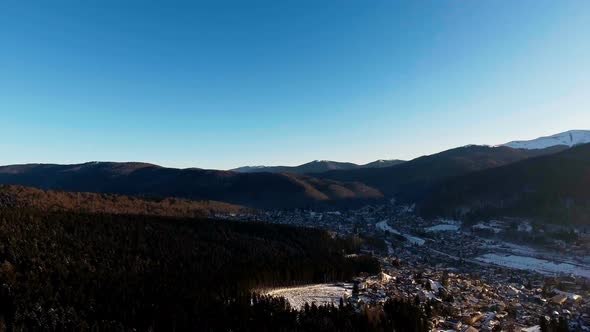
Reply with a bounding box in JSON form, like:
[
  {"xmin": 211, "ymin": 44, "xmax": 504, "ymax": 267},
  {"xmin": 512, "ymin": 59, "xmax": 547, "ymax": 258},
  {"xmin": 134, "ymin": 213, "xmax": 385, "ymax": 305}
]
[{"xmin": 2, "ymin": 1, "xmax": 589, "ymax": 169}]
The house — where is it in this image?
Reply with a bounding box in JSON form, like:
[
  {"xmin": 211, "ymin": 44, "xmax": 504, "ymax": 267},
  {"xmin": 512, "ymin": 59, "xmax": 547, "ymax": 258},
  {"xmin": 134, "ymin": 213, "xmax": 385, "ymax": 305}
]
[
  {"xmin": 463, "ymin": 312, "xmax": 484, "ymax": 325},
  {"xmin": 550, "ymin": 294, "xmax": 568, "ymax": 305}
]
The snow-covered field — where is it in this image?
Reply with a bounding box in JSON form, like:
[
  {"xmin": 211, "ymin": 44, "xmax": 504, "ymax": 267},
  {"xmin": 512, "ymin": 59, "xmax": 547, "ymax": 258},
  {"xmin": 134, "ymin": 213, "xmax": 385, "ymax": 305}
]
[
  {"xmin": 475, "ymin": 254, "xmax": 590, "ymax": 278},
  {"xmin": 425, "ymin": 224, "xmax": 460, "ymax": 232},
  {"xmin": 265, "ymin": 283, "xmax": 353, "ymax": 310}
]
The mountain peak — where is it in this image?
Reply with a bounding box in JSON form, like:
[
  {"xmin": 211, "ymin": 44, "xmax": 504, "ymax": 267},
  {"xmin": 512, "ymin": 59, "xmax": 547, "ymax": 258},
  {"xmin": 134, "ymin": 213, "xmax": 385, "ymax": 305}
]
[{"xmin": 501, "ymin": 130, "xmax": 590, "ymax": 150}]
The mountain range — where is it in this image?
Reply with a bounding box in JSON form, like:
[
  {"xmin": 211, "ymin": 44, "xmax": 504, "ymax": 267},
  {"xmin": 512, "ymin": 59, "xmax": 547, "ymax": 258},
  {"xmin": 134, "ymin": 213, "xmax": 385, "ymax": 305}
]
[{"xmin": 1, "ymin": 130, "xmax": 589, "ymax": 223}]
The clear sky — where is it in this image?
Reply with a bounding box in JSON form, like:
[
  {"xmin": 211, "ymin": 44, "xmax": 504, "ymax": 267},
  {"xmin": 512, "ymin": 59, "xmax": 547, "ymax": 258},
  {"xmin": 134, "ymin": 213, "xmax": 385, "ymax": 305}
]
[{"xmin": 2, "ymin": 1, "xmax": 589, "ymax": 169}]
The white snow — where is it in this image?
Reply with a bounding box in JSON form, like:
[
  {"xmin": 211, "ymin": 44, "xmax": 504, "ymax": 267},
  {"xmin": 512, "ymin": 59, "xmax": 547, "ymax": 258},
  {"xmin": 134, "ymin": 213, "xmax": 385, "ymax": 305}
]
[
  {"xmin": 472, "ymin": 222, "xmax": 504, "ymax": 233},
  {"xmin": 376, "ymin": 220, "xmax": 398, "ymax": 234},
  {"xmin": 376, "ymin": 221, "xmax": 425, "ymax": 245},
  {"xmin": 404, "ymin": 234, "xmax": 425, "ymax": 246},
  {"xmin": 435, "ymin": 218, "xmax": 461, "ymax": 225},
  {"xmin": 265, "ymin": 283, "xmax": 352, "ymax": 309},
  {"xmin": 475, "ymin": 254, "xmax": 590, "ymax": 278},
  {"xmin": 502, "ymin": 130, "xmax": 590, "ymax": 150},
  {"xmin": 425, "ymin": 224, "xmax": 460, "ymax": 232},
  {"xmin": 521, "ymin": 325, "xmax": 541, "ymax": 332}
]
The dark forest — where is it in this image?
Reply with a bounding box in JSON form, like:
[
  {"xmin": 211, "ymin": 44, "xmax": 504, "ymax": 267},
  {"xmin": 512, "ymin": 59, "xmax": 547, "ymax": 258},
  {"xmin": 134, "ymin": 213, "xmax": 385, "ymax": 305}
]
[{"xmin": 0, "ymin": 208, "xmax": 427, "ymax": 331}]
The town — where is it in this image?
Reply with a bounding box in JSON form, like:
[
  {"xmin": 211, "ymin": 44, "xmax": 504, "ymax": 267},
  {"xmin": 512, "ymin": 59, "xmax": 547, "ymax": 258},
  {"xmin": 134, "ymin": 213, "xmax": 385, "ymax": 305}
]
[{"xmin": 220, "ymin": 202, "xmax": 590, "ymax": 331}]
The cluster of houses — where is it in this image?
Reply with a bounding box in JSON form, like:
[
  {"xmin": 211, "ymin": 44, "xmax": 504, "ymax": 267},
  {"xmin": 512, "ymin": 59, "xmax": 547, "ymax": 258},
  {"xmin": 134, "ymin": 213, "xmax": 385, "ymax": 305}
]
[{"xmin": 348, "ymin": 261, "xmax": 589, "ymax": 331}]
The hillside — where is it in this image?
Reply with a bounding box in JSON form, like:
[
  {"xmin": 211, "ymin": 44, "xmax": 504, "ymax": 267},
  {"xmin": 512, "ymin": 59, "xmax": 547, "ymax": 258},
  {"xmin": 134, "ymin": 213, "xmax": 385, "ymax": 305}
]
[
  {"xmin": 0, "ymin": 208, "xmax": 384, "ymax": 330},
  {"xmin": 316, "ymin": 145, "xmax": 567, "ymax": 201},
  {"xmin": 0, "ymin": 185, "xmax": 248, "ymax": 217},
  {"xmin": 418, "ymin": 143, "xmax": 590, "ymax": 224},
  {"xmin": 0, "ymin": 162, "xmax": 383, "ymax": 208}
]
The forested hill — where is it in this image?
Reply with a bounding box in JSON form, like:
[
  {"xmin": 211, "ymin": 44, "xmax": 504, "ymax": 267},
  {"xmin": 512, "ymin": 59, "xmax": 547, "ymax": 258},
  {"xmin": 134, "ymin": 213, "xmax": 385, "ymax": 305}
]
[
  {"xmin": 418, "ymin": 143, "xmax": 590, "ymax": 224},
  {"xmin": 316, "ymin": 145, "xmax": 568, "ymax": 201},
  {"xmin": 0, "ymin": 208, "xmax": 389, "ymax": 331},
  {"xmin": 0, "ymin": 185, "xmax": 249, "ymax": 218}
]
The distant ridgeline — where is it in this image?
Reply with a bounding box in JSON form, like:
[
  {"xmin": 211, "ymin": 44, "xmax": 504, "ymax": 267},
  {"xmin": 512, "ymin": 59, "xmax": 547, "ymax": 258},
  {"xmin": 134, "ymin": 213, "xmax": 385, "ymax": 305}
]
[{"xmin": 0, "ymin": 162, "xmax": 384, "ymax": 209}]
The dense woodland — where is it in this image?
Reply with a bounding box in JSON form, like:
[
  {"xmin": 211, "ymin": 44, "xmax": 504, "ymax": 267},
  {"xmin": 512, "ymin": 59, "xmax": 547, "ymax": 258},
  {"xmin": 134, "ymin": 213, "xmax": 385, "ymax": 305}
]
[
  {"xmin": 0, "ymin": 185, "xmax": 248, "ymax": 218},
  {"xmin": 0, "ymin": 208, "xmax": 427, "ymax": 331}
]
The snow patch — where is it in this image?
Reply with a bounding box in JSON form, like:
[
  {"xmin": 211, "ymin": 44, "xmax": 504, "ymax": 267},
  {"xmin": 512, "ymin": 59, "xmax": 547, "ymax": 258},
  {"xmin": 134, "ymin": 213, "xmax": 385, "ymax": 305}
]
[
  {"xmin": 376, "ymin": 220, "xmax": 424, "ymax": 245},
  {"xmin": 425, "ymin": 224, "xmax": 460, "ymax": 232},
  {"xmin": 502, "ymin": 130, "xmax": 590, "ymax": 150},
  {"xmin": 475, "ymin": 254, "xmax": 590, "ymax": 278},
  {"xmin": 265, "ymin": 283, "xmax": 352, "ymax": 310}
]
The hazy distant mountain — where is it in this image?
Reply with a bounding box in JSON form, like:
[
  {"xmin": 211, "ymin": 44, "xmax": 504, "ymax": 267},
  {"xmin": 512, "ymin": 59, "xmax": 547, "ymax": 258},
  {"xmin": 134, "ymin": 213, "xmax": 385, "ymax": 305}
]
[
  {"xmin": 231, "ymin": 160, "xmax": 359, "ymax": 174},
  {"xmin": 0, "ymin": 162, "xmax": 383, "ymax": 208},
  {"xmin": 419, "ymin": 143, "xmax": 590, "ymax": 225},
  {"xmin": 502, "ymin": 129, "xmax": 590, "ymax": 150},
  {"xmin": 316, "ymin": 145, "xmax": 568, "ymax": 201},
  {"xmin": 231, "ymin": 159, "xmax": 405, "ymax": 174}
]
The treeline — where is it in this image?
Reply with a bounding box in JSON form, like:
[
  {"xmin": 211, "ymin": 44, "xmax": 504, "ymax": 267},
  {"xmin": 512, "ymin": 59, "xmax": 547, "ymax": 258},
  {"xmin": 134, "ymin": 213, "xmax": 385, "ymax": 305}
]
[
  {"xmin": 0, "ymin": 208, "xmax": 409, "ymax": 331},
  {"xmin": 219, "ymin": 294, "xmax": 429, "ymax": 332}
]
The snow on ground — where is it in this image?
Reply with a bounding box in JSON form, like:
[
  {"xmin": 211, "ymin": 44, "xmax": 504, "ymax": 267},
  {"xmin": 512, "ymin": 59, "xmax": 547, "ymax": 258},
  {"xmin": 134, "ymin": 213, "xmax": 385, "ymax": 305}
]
[
  {"xmin": 435, "ymin": 218, "xmax": 461, "ymax": 225},
  {"xmin": 425, "ymin": 224, "xmax": 460, "ymax": 232},
  {"xmin": 481, "ymin": 240, "xmax": 537, "ymax": 256},
  {"xmin": 475, "ymin": 254, "xmax": 590, "ymax": 278},
  {"xmin": 404, "ymin": 234, "xmax": 425, "ymax": 246},
  {"xmin": 472, "ymin": 222, "xmax": 503, "ymax": 233},
  {"xmin": 265, "ymin": 283, "xmax": 353, "ymax": 310},
  {"xmin": 376, "ymin": 221, "xmax": 425, "ymax": 245},
  {"xmin": 502, "ymin": 130, "xmax": 590, "ymax": 150},
  {"xmin": 521, "ymin": 326, "xmax": 541, "ymax": 332},
  {"xmin": 376, "ymin": 220, "xmax": 399, "ymax": 234}
]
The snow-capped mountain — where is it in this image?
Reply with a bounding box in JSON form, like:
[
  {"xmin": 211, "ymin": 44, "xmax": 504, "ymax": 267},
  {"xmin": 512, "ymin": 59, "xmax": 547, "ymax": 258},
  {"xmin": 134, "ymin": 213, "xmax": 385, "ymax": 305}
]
[{"xmin": 502, "ymin": 130, "xmax": 590, "ymax": 150}]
